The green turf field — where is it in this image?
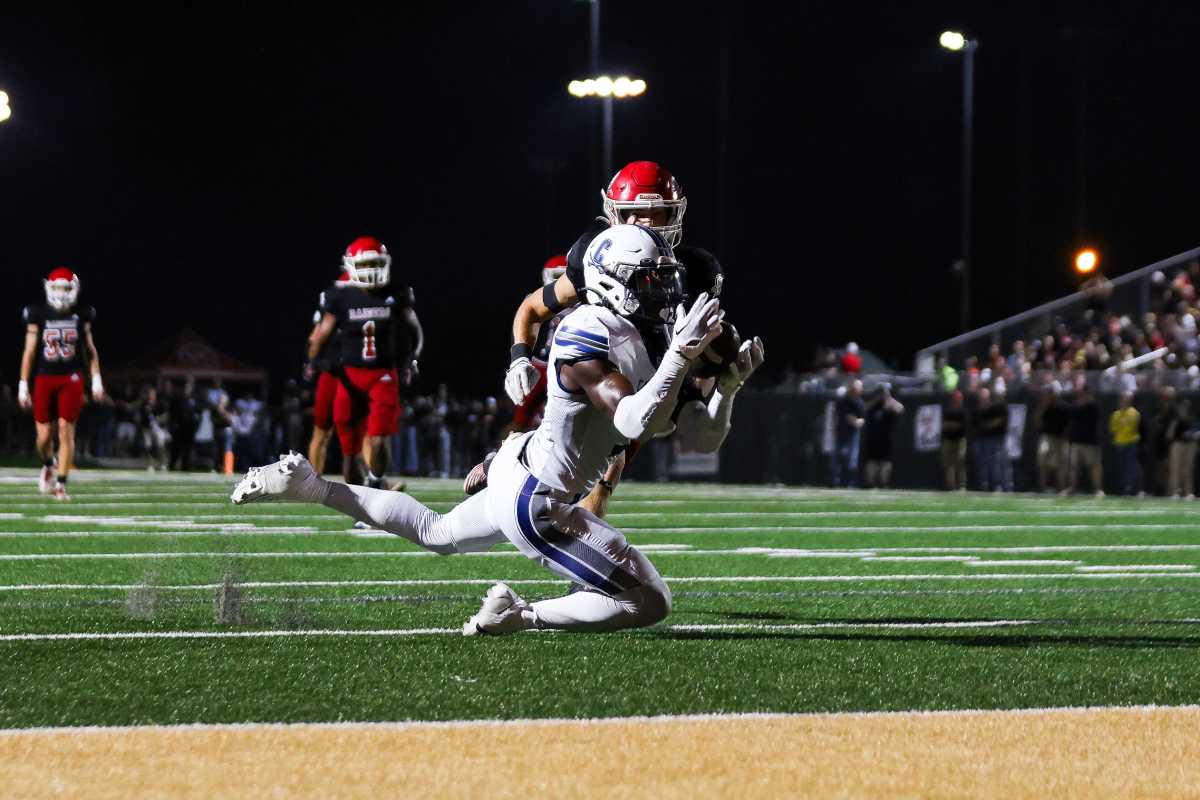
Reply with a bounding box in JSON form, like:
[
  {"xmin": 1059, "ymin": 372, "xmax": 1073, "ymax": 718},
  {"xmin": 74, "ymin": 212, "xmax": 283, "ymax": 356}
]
[{"xmin": 2, "ymin": 470, "xmax": 1199, "ymax": 729}]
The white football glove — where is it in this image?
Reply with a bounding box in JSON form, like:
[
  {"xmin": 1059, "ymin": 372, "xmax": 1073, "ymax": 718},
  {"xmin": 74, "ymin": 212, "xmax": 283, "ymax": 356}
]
[
  {"xmin": 504, "ymin": 357, "xmax": 540, "ymax": 405},
  {"xmin": 91, "ymin": 374, "xmax": 105, "ymax": 402},
  {"xmin": 671, "ymin": 293, "xmax": 723, "ymax": 360},
  {"xmin": 17, "ymin": 380, "xmax": 31, "ymax": 410},
  {"xmin": 719, "ymin": 336, "xmax": 766, "ymax": 395}
]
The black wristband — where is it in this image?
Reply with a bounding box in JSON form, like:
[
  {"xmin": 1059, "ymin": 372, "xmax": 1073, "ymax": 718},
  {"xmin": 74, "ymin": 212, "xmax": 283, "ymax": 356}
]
[
  {"xmin": 510, "ymin": 343, "xmax": 532, "ymax": 363},
  {"xmin": 542, "ymin": 282, "xmax": 565, "ymax": 313},
  {"xmin": 598, "ymin": 478, "xmax": 615, "ymax": 493}
]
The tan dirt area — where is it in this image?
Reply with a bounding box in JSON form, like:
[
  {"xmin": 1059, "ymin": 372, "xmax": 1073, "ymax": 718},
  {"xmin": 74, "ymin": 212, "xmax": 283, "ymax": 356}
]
[{"xmin": 2, "ymin": 706, "xmax": 1198, "ymax": 798}]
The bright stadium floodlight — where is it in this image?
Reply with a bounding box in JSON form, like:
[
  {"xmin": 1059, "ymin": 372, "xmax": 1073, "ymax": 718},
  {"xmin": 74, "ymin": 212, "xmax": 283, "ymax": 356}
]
[
  {"xmin": 0, "ymin": 91, "xmax": 10, "ymax": 123},
  {"xmin": 1075, "ymin": 248, "xmax": 1099, "ymax": 274},
  {"xmin": 566, "ymin": 75, "xmax": 646, "ymax": 98},
  {"xmin": 940, "ymin": 30, "xmax": 966, "ymax": 51}
]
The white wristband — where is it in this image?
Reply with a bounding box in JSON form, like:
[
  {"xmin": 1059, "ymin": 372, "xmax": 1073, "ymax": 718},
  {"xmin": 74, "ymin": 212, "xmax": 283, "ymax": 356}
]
[{"xmin": 91, "ymin": 374, "xmax": 104, "ymax": 394}]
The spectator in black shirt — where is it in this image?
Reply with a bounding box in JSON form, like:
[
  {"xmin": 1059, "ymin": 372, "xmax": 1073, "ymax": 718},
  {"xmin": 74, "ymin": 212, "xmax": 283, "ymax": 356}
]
[
  {"xmin": 864, "ymin": 384, "xmax": 904, "ymax": 488},
  {"xmin": 1067, "ymin": 385, "xmax": 1103, "ymax": 496},
  {"xmin": 1167, "ymin": 396, "xmax": 1195, "ymax": 498},
  {"xmin": 973, "ymin": 387, "xmax": 1008, "ymax": 491},
  {"xmin": 1151, "ymin": 387, "xmax": 1178, "ymax": 495},
  {"xmin": 830, "ymin": 379, "xmax": 865, "ymax": 488},
  {"xmin": 168, "ymin": 377, "xmax": 201, "ymax": 471},
  {"xmin": 941, "ymin": 390, "xmax": 968, "ymax": 490},
  {"xmin": 1035, "ymin": 384, "xmax": 1070, "ymax": 493}
]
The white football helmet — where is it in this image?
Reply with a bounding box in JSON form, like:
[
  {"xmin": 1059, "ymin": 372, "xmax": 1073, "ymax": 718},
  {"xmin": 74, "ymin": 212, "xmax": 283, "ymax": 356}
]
[
  {"xmin": 44, "ymin": 267, "xmax": 80, "ymax": 312},
  {"xmin": 581, "ymin": 224, "xmax": 685, "ymax": 325}
]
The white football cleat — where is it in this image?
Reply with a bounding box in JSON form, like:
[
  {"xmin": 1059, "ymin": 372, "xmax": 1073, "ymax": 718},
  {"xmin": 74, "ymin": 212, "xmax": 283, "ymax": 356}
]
[
  {"xmin": 230, "ymin": 452, "xmax": 326, "ymax": 505},
  {"xmin": 463, "ymin": 582, "xmax": 532, "ymax": 636},
  {"xmin": 52, "ymin": 484, "xmax": 70, "ymax": 502},
  {"xmin": 38, "ymin": 465, "xmax": 55, "ymax": 495}
]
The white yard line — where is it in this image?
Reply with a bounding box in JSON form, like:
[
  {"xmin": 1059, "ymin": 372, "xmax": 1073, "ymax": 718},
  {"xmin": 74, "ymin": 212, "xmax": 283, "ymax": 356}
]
[
  {"xmin": 642, "ymin": 524, "xmax": 1200, "ymax": 533},
  {"xmin": 4, "ymin": 573, "xmax": 1200, "ymax": 593},
  {"xmin": 0, "ymin": 619, "xmax": 1050, "ymax": 643},
  {"xmin": 1076, "ymin": 564, "xmax": 1196, "ymax": 572},
  {"xmin": 967, "ymin": 560, "xmax": 1083, "ymax": 567}
]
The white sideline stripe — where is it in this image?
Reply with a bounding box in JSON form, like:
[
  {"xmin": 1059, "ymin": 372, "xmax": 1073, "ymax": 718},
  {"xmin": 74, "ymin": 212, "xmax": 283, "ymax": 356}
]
[
  {"xmin": 5, "ymin": 573, "xmax": 1200, "ymax": 592},
  {"xmin": 967, "ymin": 560, "xmax": 1083, "ymax": 567},
  {"xmin": 15, "ymin": 509, "xmax": 1194, "ymax": 519},
  {"xmin": 7, "ymin": 704, "xmax": 1199, "ymax": 737},
  {"xmin": 0, "ymin": 619, "xmax": 1046, "ymax": 643},
  {"xmin": 606, "ymin": 509, "xmax": 1200, "ymax": 519},
  {"xmin": 1076, "ymin": 564, "xmax": 1196, "ymax": 572},
  {"xmin": 0, "ymin": 530, "xmax": 334, "ymax": 538},
  {"xmin": 860, "ymin": 556, "xmax": 978, "ymax": 563},
  {"xmin": 644, "ymin": 524, "xmax": 1200, "ymax": 533}
]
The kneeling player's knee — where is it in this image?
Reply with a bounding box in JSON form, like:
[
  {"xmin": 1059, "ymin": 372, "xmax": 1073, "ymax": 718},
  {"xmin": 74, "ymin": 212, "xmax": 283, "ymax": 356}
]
[{"xmin": 630, "ymin": 581, "xmax": 671, "ymax": 627}]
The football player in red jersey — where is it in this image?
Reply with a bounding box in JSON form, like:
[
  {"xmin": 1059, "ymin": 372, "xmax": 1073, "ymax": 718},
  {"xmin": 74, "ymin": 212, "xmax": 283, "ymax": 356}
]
[
  {"xmin": 306, "ymin": 270, "xmax": 353, "ymax": 479},
  {"xmin": 493, "ymin": 162, "xmax": 727, "ymax": 514},
  {"xmin": 18, "ymin": 268, "xmax": 105, "ymax": 500},
  {"xmin": 308, "ymin": 237, "xmax": 423, "ymax": 488},
  {"xmin": 504, "ymin": 161, "xmax": 724, "ymax": 407}
]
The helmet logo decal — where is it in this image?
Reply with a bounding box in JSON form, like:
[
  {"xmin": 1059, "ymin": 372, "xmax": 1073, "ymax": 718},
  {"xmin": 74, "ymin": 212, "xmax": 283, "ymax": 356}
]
[{"xmin": 589, "ymin": 238, "xmax": 613, "ymax": 269}]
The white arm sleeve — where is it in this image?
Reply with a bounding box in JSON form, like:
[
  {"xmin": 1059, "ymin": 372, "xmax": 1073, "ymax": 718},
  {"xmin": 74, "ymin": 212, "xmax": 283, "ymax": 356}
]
[
  {"xmin": 613, "ymin": 350, "xmax": 692, "ymax": 441},
  {"xmin": 673, "ymin": 385, "xmax": 736, "ymax": 453}
]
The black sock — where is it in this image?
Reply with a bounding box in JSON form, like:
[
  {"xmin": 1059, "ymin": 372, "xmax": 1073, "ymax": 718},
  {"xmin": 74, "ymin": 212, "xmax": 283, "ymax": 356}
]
[
  {"xmin": 56, "ymin": 475, "xmax": 68, "ymax": 486},
  {"xmin": 43, "ymin": 458, "xmax": 54, "ymax": 468}
]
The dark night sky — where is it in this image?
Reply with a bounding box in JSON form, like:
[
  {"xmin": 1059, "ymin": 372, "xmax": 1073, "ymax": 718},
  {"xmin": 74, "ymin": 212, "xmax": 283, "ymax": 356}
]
[{"xmin": 3, "ymin": 1, "xmax": 1200, "ymax": 394}]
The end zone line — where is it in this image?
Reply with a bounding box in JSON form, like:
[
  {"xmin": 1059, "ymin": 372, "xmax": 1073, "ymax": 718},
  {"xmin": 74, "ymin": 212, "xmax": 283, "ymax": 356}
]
[{"xmin": 2, "ymin": 703, "xmax": 1197, "ymax": 737}]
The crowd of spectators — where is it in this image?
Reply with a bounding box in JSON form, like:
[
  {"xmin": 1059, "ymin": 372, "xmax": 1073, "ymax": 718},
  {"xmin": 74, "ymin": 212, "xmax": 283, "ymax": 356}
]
[{"xmin": 0, "ymin": 376, "xmax": 512, "ymax": 479}]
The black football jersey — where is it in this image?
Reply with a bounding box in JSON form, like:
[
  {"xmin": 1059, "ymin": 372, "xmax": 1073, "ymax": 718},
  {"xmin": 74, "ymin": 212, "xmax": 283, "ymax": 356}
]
[
  {"xmin": 564, "ymin": 218, "xmax": 724, "ymax": 301},
  {"xmin": 320, "ymin": 285, "xmax": 414, "ymax": 369},
  {"xmin": 23, "ymin": 304, "xmax": 95, "ymax": 376}
]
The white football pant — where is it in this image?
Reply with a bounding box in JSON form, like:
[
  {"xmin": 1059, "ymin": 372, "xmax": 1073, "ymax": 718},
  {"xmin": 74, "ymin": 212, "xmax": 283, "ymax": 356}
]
[{"xmin": 320, "ymin": 432, "xmax": 671, "ymax": 632}]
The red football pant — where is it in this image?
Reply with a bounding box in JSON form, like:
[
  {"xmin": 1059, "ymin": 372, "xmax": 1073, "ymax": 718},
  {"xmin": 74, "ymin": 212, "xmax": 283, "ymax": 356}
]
[
  {"xmin": 312, "ymin": 371, "xmax": 339, "ymax": 431},
  {"xmin": 34, "ymin": 373, "xmax": 85, "ymax": 424},
  {"xmin": 334, "ymin": 367, "xmax": 400, "ymax": 456}
]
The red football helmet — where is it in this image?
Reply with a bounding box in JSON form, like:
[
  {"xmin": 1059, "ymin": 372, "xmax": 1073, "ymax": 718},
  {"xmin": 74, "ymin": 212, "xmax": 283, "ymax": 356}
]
[
  {"xmin": 342, "ymin": 236, "xmax": 391, "ymax": 288},
  {"xmin": 44, "ymin": 267, "xmax": 80, "ymax": 312},
  {"xmin": 542, "ymin": 254, "xmax": 567, "ymax": 286},
  {"xmin": 602, "ymin": 161, "xmax": 687, "ymax": 246},
  {"xmin": 334, "ymin": 270, "xmax": 351, "ymax": 287}
]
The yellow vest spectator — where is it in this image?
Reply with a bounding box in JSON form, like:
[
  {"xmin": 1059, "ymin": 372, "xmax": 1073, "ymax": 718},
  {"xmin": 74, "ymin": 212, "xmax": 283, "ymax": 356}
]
[{"xmin": 1109, "ymin": 404, "xmax": 1140, "ymax": 447}]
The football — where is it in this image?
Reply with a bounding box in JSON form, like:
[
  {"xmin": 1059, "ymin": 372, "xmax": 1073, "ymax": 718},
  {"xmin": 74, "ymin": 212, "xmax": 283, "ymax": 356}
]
[{"xmin": 694, "ymin": 321, "xmax": 741, "ymax": 378}]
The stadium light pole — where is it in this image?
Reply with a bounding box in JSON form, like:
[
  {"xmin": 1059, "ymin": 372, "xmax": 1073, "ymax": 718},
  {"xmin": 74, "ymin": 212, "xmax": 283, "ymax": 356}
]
[
  {"xmin": 940, "ymin": 31, "xmax": 977, "ymax": 334},
  {"xmin": 568, "ymin": 77, "xmax": 647, "ymax": 180}
]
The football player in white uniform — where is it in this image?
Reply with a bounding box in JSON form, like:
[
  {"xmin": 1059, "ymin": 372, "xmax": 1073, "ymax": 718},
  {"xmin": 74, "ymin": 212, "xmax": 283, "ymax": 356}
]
[{"xmin": 231, "ymin": 225, "xmax": 763, "ymax": 634}]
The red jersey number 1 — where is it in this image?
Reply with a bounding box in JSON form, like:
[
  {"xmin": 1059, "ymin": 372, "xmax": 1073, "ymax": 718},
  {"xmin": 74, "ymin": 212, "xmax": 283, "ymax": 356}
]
[{"xmin": 362, "ymin": 321, "xmax": 377, "ymax": 361}]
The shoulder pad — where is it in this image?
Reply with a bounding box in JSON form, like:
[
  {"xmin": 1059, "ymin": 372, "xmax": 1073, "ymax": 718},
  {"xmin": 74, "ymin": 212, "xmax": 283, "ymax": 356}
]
[{"xmin": 553, "ymin": 306, "xmax": 612, "ymax": 361}]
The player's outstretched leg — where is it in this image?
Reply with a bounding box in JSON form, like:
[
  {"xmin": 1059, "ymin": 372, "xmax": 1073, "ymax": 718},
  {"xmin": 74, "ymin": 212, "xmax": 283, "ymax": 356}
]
[{"xmin": 231, "ymin": 452, "xmax": 502, "ymax": 555}]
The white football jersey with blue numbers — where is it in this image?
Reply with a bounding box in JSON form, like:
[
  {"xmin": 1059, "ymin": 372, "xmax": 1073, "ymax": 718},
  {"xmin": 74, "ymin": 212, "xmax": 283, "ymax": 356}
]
[{"xmin": 524, "ymin": 304, "xmax": 658, "ymax": 496}]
